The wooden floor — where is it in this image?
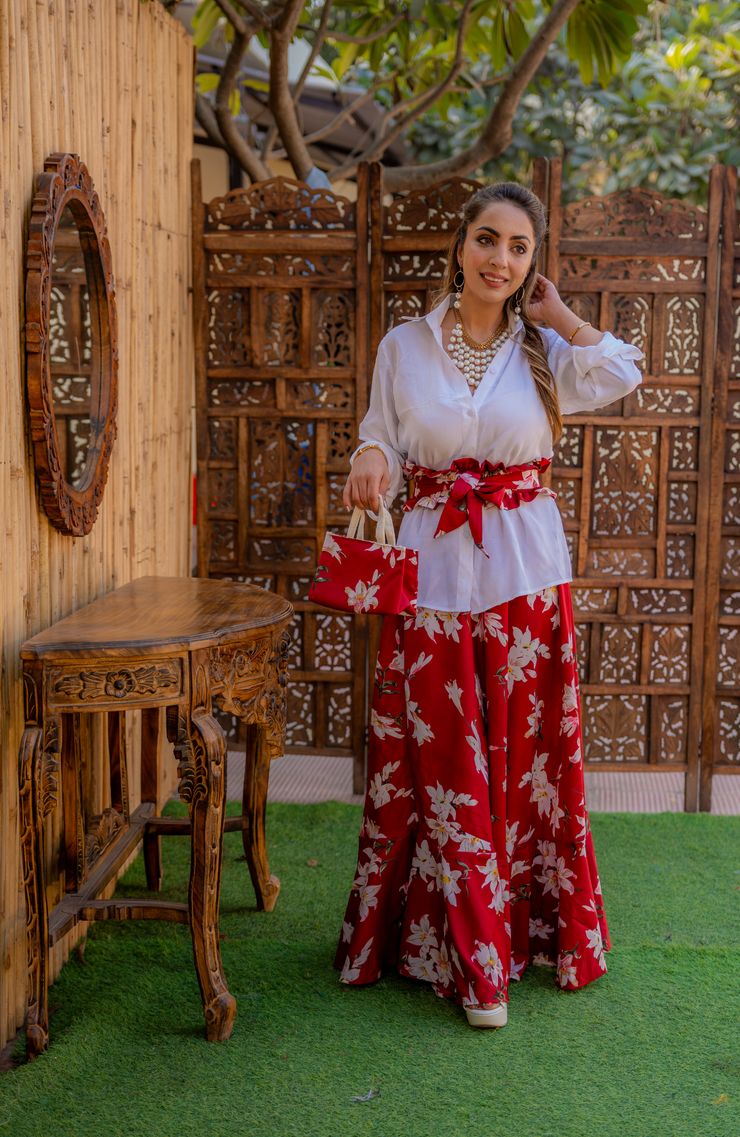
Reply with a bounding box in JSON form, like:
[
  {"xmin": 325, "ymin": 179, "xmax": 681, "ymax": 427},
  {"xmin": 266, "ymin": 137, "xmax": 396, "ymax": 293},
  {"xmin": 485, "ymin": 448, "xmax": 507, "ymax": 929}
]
[{"xmin": 225, "ymin": 752, "xmax": 740, "ymax": 814}]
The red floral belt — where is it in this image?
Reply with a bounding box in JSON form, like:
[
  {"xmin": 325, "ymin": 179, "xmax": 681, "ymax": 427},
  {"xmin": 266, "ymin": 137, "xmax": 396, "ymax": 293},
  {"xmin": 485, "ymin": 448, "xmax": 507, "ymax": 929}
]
[{"xmin": 403, "ymin": 457, "xmax": 554, "ymax": 557}]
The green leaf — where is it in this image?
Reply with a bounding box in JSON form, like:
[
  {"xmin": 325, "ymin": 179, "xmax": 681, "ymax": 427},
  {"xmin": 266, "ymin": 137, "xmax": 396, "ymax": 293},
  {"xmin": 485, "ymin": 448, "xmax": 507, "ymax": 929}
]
[
  {"xmin": 195, "ymin": 73, "xmax": 220, "ymax": 94},
  {"xmin": 505, "ymin": 8, "xmax": 530, "ymax": 62},
  {"xmin": 191, "ymin": 0, "xmax": 222, "ymax": 48}
]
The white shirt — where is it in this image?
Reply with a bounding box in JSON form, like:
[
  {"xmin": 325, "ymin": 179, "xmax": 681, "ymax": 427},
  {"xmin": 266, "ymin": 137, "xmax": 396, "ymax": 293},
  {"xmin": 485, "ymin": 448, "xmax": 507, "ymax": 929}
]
[{"xmin": 352, "ymin": 295, "xmax": 643, "ymax": 614}]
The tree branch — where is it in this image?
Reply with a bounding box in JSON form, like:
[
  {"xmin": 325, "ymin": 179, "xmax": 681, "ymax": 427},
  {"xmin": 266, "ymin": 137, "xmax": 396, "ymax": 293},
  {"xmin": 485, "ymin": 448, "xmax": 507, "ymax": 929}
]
[
  {"xmin": 298, "ymin": 9, "xmax": 404, "ymax": 44},
  {"xmin": 293, "ymin": 0, "xmax": 334, "ymax": 107},
  {"xmin": 195, "ymin": 89, "xmax": 229, "ymax": 149},
  {"xmin": 381, "ymin": 0, "xmax": 584, "ymax": 192},
  {"xmin": 212, "ymin": 5, "xmax": 273, "ymax": 182},
  {"xmin": 213, "ymin": 0, "xmax": 272, "ymax": 32},
  {"xmin": 270, "ymin": 75, "xmax": 391, "ymax": 159},
  {"xmin": 329, "ymin": 0, "xmax": 476, "ymax": 181},
  {"xmin": 269, "ymin": 0, "xmax": 316, "ymax": 180}
]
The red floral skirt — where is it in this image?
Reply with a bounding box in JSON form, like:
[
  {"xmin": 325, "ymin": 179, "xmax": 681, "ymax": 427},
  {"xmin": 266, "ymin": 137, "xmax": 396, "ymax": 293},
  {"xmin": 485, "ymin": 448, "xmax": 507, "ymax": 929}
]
[{"xmin": 334, "ymin": 584, "xmax": 610, "ymax": 1007}]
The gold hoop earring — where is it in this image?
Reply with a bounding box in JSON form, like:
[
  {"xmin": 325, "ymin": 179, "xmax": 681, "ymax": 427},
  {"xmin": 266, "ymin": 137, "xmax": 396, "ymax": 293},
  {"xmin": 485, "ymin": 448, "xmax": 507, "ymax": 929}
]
[
  {"xmin": 454, "ymin": 269, "xmax": 465, "ymax": 308},
  {"xmin": 514, "ymin": 286, "xmax": 524, "ymax": 316}
]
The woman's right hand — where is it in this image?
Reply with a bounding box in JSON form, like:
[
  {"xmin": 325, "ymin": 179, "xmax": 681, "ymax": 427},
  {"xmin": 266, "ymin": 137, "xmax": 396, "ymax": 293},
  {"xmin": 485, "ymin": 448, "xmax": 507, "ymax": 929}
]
[{"xmin": 343, "ymin": 448, "xmax": 391, "ymax": 512}]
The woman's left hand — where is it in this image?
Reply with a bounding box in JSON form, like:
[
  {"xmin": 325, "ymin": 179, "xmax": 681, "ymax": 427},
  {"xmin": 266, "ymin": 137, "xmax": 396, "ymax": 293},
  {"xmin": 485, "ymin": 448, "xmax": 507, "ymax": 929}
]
[{"xmin": 526, "ymin": 273, "xmax": 564, "ymax": 325}]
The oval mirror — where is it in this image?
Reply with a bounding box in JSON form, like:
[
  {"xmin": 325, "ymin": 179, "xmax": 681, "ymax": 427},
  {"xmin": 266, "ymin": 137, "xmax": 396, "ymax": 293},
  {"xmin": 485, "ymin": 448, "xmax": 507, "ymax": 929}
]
[{"xmin": 25, "ymin": 153, "xmax": 118, "ymax": 536}]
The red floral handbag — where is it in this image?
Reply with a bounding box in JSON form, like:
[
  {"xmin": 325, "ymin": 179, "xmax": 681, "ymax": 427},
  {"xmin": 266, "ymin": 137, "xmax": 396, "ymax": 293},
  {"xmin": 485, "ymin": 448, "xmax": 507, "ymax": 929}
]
[{"xmin": 308, "ymin": 499, "xmax": 419, "ymax": 615}]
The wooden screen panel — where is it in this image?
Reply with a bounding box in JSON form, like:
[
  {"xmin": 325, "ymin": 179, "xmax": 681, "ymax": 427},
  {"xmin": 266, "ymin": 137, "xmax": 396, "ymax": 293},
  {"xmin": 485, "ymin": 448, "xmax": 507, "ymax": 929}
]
[
  {"xmin": 548, "ymin": 159, "xmax": 724, "ymax": 806},
  {"xmin": 700, "ymin": 167, "xmax": 740, "ymax": 808},
  {"xmin": 193, "ymin": 168, "xmax": 368, "ymax": 775}
]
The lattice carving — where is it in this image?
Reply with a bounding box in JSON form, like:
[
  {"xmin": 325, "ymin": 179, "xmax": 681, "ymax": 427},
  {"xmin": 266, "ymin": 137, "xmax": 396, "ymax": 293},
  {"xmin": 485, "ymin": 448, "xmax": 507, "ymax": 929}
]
[
  {"xmin": 386, "ymin": 291, "xmax": 425, "ymax": 330},
  {"xmin": 559, "ymin": 256, "xmax": 705, "ymax": 283},
  {"xmin": 385, "ymin": 177, "xmax": 482, "ymax": 233},
  {"xmin": 286, "ymin": 682, "xmax": 315, "ymax": 747},
  {"xmin": 208, "ymin": 378, "xmax": 274, "ymax": 407},
  {"xmin": 312, "ymin": 291, "xmax": 353, "ymax": 367},
  {"xmin": 211, "ymin": 522, "xmax": 237, "ymax": 564},
  {"xmin": 573, "ymin": 623, "xmax": 589, "ymax": 686},
  {"xmin": 329, "ymin": 421, "xmax": 355, "ymax": 463},
  {"xmin": 587, "ymin": 548, "xmax": 655, "ymax": 577},
  {"xmin": 315, "ymin": 615, "xmax": 352, "ymax": 671},
  {"xmin": 650, "ymin": 626, "xmax": 690, "ymax": 684},
  {"xmin": 657, "ymin": 697, "xmax": 687, "ymax": 763},
  {"xmin": 207, "ymin": 251, "xmax": 353, "ymax": 277},
  {"xmin": 209, "ymin": 419, "xmax": 237, "ymax": 462},
  {"xmin": 718, "ymin": 699, "xmax": 740, "ymax": 761},
  {"xmin": 666, "ymin": 536, "xmax": 694, "ymax": 579},
  {"xmin": 668, "ymin": 482, "xmax": 696, "ymax": 525},
  {"xmin": 629, "ymin": 589, "xmax": 691, "ymax": 615},
  {"xmin": 289, "ymin": 577, "xmax": 313, "ymax": 601},
  {"xmin": 582, "ymin": 694, "xmax": 646, "ymax": 762},
  {"xmin": 207, "ymin": 289, "xmax": 250, "ymax": 367},
  {"xmin": 663, "ymin": 296, "xmax": 703, "ymax": 375},
  {"xmin": 571, "ymin": 588, "xmax": 617, "ymax": 614},
  {"xmin": 287, "ymin": 614, "xmax": 303, "ymax": 670},
  {"xmin": 561, "ymin": 188, "xmax": 708, "ymax": 240},
  {"xmin": 249, "ymin": 538, "xmax": 314, "ymax": 565},
  {"xmin": 592, "ymin": 428, "xmax": 657, "ymax": 536},
  {"xmin": 208, "ymin": 471, "xmax": 236, "ymax": 513},
  {"xmin": 84, "ymin": 808, "xmax": 123, "ymax": 874},
  {"xmin": 554, "ymin": 426, "xmax": 583, "ymax": 468},
  {"xmin": 599, "ymin": 625, "xmax": 640, "ymax": 684},
  {"xmin": 552, "ymin": 477, "xmax": 579, "ymax": 523},
  {"xmin": 717, "ymin": 627, "xmax": 740, "ymax": 687},
  {"xmin": 262, "ymin": 290, "xmax": 300, "ymax": 366},
  {"xmin": 387, "ymin": 252, "xmax": 449, "ymax": 280},
  {"xmin": 721, "ymin": 538, "xmax": 740, "ymax": 582},
  {"xmin": 250, "ymin": 419, "xmax": 314, "ymax": 527},
  {"xmin": 670, "ymin": 428, "xmax": 698, "ymax": 470},
  {"xmin": 327, "ymin": 686, "xmax": 352, "ymax": 747},
  {"xmin": 611, "ymin": 295, "xmax": 651, "ymax": 371},
  {"xmin": 725, "ymin": 431, "xmax": 740, "ymax": 472},
  {"xmin": 636, "ymin": 387, "xmax": 698, "ymax": 415},
  {"xmin": 722, "ymin": 485, "xmax": 740, "ymax": 527},
  {"xmin": 289, "ymin": 381, "xmax": 353, "ymax": 411},
  {"xmin": 561, "ymin": 293, "xmax": 599, "ymax": 327},
  {"xmin": 206, "ymin": 178, "xmax": 355, "ymax": 231}
]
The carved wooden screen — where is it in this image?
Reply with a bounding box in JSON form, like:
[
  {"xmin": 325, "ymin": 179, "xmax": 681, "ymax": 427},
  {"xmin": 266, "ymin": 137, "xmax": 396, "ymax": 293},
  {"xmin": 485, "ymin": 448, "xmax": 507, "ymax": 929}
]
[
  {"xmin": 546, "ymin": 159, "xmax": 724, "ymax": 809},
  {"xmin": 192, "ymin": 163, "xmax": 369, "ymax": 785},
  {"xmin": 700, "ymin": 167, "xmax": 740, "ymax": 809}
]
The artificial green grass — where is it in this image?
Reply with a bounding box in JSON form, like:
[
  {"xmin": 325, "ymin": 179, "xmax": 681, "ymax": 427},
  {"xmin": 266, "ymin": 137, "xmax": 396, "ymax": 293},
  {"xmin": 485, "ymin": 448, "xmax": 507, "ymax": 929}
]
[{"xmin": 2, "ymin": 804, "xmax": 740, "ymax": 1137}]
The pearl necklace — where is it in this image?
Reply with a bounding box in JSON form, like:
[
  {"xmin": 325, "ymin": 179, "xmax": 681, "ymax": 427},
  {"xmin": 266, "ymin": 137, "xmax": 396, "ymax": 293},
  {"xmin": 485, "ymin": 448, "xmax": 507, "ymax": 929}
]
[{"xmin": 449, "ymin": 305, "xmax": 509, "ymax": 389}]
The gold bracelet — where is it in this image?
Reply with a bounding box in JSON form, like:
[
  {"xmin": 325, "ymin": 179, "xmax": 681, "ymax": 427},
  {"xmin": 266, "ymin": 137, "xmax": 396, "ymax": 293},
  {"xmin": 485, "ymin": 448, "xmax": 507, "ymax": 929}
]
[
  {"xmin": 569, "ymin": 321, "xmax": 592, "ymax": 345},
  {"xmin": 353, "ymin": 444, "xmax": 384, "ymax": 463}
]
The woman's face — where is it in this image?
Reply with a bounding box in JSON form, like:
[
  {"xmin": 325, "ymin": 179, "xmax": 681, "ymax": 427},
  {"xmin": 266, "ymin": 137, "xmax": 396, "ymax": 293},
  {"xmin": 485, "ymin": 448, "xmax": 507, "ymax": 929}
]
[{"xmin": 457, "ymin": 200, "xmax": 535, "ymax": 308}]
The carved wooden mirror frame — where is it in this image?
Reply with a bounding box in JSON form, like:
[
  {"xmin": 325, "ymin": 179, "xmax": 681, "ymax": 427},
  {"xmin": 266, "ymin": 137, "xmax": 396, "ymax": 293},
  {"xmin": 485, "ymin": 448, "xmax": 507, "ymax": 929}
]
[{"xmin": 25, "ymin": 152, "xmax": 118, "ymax": 536}]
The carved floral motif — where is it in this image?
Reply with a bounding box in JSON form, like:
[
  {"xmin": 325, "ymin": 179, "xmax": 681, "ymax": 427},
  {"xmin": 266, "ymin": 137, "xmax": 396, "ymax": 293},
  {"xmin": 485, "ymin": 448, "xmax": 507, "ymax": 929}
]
[
  {"xmin": 206, "ymin": 177, "xmax": 355, "ymax": 231},
  {"xmin": 84, "ymin": 808, "xmax": 124, "ymax": 874},
  {"xmin": 50, "ymin": 661, "xmax": 181, "ymax": 703}
]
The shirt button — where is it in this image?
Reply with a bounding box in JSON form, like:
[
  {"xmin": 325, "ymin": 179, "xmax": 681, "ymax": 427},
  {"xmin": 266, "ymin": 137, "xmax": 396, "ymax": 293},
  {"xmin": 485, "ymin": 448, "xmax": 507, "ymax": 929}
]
[{"xmin": 466, "ymin": 409, "xmax": 476, "ymax": 418}]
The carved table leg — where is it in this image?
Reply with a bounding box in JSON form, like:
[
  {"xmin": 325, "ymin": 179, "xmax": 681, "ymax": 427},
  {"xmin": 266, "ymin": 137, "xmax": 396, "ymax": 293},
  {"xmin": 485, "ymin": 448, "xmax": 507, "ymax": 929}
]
[
  {"xmin": 141, "ymin": 707, "xmax": 162, "ymax": 891},
  {"xmin": 19, "ymin": 725, "xmax": 52, "ymax": 1060},
  {"xmin": 242, "ymin": 725, "xmax": 281, "ymax": 912},
  {"xmin": 184, "ymin": 703, "xmax": 235, "ymax": 1042}
]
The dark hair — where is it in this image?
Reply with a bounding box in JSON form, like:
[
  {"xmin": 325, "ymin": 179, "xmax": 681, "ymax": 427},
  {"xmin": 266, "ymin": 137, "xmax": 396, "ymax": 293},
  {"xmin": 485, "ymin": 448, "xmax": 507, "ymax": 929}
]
[{"xmin": 434, "ymin": 182, "xmax": 561, "ymax": 442}]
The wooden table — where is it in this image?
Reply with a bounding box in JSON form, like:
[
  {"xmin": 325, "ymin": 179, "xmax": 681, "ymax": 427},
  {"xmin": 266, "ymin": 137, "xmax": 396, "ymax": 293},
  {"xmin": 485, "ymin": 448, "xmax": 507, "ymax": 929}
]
[{"xmin": 19, "ymin": 576, "xmax": 292, "ymax": 1058}]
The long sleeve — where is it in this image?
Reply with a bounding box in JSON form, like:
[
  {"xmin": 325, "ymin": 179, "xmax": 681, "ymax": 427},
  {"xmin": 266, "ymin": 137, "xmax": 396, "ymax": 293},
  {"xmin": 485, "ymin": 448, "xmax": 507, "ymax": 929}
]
[
  {"xmin": 351, "ymin": 339, "xmax": 406, "ymax": 504},
  {"xmin": 543, "ymin": 328, "xmax": 643, "ymax": 416}
]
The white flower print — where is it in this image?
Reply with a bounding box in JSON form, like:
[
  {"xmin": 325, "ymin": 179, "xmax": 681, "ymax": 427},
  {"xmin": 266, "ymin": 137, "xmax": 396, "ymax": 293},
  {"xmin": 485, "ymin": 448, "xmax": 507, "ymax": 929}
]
[
  {"xmin": 529, "ymin": 752, "xmax": 558, "ymax": 818},
  {"xmin": 342, "ymin": 920, "xmax": 354, "ymax": 943},
  {"xmin": 533, "ymin": 839, "xmax": 558, "ymax": 869},
  {"xmin": 435, "ymin": 857, "xmax": 463, "ymax": 905},
  {"xmin": 357, "ymin": 883, "xmax": 382, "ymax": 921},
  {"xmin": 322, "ymin": 533, "xmax": 345, "ymax": 562},
  {"xmin": 532, "ymin": 953, "xmax": 555, "ymax": 968},
  {"xmin": 407, "ymin": 651, "xmax": 434, "ymax": 681},
  {"xmin": 440, "ymin": 612, "xmax": 463, "ymax": 641},
  {"xmin": 472, "ymin": 611, "xmax": 508, "ymax": 646},
  {"xmin": 561, "ymin": 634, "xmax": 576, "ymax": 664},
  {"xmin": 406, "ymin": 954, "xmax": 437, "ymax": 983},
  {"xmin": 506, "ymin": 821, "xmax": 534, "ymax": 858},
  {"xmin": 476, "ymin": 852, "xmax": 507, "ymax": 913},
  {"xmin": 472, "ymin": 940, "xmax": 504, "ymax": 987},
  {"xmin": 510, "ymin": 958, "xmax": 527, "ymax": 981},
  {"xmin": 407, "ymin": 701, "xmax": 435, "ymax": 745},
  {"xmin": 529, "ymin": 917, "xmax": 554, "ymax": 940},
  {"xmin": 510, "ymin": 859, "xmax": 528, "ymax": 879},
  {"xmin": 445, "ymin": 679, "xmax": 465, "ymax": 716},
  {"xmin": 430, "ymin": 941, "xmax": 454, "ymax": 987},
  {"xmin": 465, "ymin": 720, "xmax": 489, "ymax": 785},
  {"xmin": 368, "ymin": 760, "xmax": 400, "ymax": 808},
  {"xmin": 458, "ymin": 831, "xmax": 492, "ymax": 854},
  {"xmin": 340, "ymin": 937, "xmax": 374, "ymax": 983},
  {"xmin": 412, "ymin": 839, "xmax": 436, "ymax": 884},
  {"xmin": 509, "ymin": 626, "xmax": 551, "ymax": 680},
  {"xmin": 527, "ymin": 586, "xmax": 561, "ymax": 628},
  {"xmin": 345, "ymin": 575, "xmax": 381, "ymax": 613},
  {"xmin": 426, "ymin": 814, "xmax": 462, "ymax": 847},
  {"xmin": 352, "ymin": 849, "xmax": 382, "ymax": 890},
  {"xmin": 450, "ymin": 943, "xmax": 463, "ymax": 974},
  {"xmin": 557, "ymin": 953, "xmax": 578, "ymax": 988},
  {"xmin": 525, "ymin": 693, "xmax": 544, "ymax": 739},
  {"xmin": 586, "ymin": 927, "xmax": 606, "ymax": 970},
  {"xmin": 426, "ymin": 783, "xmax": 477, "ymax": 820},
  {"xmin": 362, "ymin": 818, "xmax": 387, "ymax": 840},
  {"xmin": 371, "ymin": 709, "xmax": 404, "ymax": 740},
  {"xmin": 407, "ymin": 915, "xmax": 438, "ymax": 954},
  {"xmin": 411, "ymin": 609, "xmax": 442, "ymax": 641},
  {"xmin": 536, "ymin": 855, "xmax": 576, "ymax": 899},
  {"xmin": 560, "ymin": 680, "xmax": 580, "ymax": 737}
]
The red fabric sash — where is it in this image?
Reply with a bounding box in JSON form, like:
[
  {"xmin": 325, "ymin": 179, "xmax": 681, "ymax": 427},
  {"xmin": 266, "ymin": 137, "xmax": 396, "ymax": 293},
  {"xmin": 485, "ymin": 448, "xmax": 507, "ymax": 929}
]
[{"xmin": 403, "ymin": 457, "xmax": 554, "ymax": 557}]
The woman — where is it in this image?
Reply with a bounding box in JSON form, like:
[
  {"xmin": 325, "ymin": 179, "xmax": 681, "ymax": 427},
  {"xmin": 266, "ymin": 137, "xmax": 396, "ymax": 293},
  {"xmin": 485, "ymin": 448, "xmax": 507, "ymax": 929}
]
[{"xmin": 334, "ymin": 182, "xmax": 642, "ymax": 1029}]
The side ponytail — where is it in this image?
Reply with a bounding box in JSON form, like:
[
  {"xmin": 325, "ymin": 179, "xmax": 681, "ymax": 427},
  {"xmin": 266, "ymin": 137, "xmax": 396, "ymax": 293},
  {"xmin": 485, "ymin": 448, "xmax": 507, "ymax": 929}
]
[{"xmin": 433, "ymin": 183, "xmax": 562, "ymax": 443}]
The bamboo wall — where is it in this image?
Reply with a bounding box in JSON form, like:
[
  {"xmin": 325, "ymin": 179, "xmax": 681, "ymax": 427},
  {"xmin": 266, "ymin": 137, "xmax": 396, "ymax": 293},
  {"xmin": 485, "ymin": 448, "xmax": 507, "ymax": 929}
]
[{"xmin": 0, "ymin": 1, "xmax": 194, "ymax": 1048}]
